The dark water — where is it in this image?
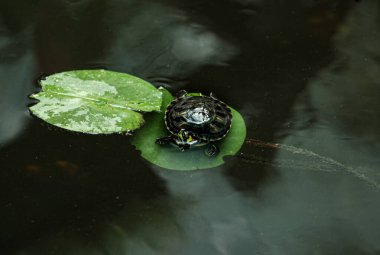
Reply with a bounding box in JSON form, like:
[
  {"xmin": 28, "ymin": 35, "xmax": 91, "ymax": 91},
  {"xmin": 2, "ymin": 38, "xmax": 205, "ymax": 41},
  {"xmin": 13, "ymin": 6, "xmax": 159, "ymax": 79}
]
[{"xmin": 1, "ymin": 0, "xmax": 380, "ymax": 254}]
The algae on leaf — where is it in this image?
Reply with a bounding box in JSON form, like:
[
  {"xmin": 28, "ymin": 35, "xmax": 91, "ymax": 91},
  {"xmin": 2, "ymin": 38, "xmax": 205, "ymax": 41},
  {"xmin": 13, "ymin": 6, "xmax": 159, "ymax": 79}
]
[
  {"xmin": 29, "ymin": 70, "xmax": 162, "ymax": 134},
  {"xmin": 131, "ymin": 88, "xmax": 247, "ymax": 171}
]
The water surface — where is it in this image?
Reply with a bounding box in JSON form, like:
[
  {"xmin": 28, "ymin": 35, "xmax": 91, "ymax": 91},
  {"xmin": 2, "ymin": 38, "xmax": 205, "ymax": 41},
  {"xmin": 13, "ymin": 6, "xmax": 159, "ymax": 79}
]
[{"xmin": 1, "ymin": 0, "xmax": 379, "ymax": 254}]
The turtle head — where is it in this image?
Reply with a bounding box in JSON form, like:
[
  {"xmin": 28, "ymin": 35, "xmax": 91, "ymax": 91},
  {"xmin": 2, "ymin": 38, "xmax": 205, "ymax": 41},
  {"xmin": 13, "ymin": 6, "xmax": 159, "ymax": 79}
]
[{"xmin": 175, "ymin": 130, "xmax": 200, "ymax": 150}]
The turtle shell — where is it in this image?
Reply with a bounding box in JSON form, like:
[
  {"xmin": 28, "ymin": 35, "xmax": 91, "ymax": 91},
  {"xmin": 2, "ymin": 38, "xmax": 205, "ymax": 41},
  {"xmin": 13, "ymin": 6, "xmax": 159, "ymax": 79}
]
[{"xmin": 164, "ymin": 94, "xmax": 232, "ymax": 141}]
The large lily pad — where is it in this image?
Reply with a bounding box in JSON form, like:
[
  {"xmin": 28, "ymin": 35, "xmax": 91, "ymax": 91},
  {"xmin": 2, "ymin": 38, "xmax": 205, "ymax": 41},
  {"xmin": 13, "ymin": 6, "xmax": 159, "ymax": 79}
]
[
  {"xmin": 131, "ymin": 88, "xmax": 246, "ymax": 171},
  {"xmin": 29, "ymin": 70, "xmax": 162, "ymax": 134}
]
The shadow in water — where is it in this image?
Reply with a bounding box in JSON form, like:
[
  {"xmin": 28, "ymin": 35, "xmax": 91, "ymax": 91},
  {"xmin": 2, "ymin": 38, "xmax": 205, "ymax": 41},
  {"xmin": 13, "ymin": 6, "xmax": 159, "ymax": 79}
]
[{"xmin": 0, "ymin": 120, "xmax": 186, "ymax": 254}]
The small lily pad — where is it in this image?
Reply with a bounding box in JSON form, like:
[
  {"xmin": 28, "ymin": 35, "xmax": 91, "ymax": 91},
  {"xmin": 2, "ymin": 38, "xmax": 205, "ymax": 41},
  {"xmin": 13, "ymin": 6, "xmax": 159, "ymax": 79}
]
[
  {"xmin": 29, "ymin": 70, "xmax": 162, "ymax": 134},
  {"xmin": 131, "ymin": 88, "xmax": 247, "ymax": 171}
]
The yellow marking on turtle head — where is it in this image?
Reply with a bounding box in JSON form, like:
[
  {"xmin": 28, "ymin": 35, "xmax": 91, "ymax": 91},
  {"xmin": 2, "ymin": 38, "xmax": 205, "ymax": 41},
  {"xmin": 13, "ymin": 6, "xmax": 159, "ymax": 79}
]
[{"xmin": 186, "ymin": 135, "xmax": 193, "ymax": 143}]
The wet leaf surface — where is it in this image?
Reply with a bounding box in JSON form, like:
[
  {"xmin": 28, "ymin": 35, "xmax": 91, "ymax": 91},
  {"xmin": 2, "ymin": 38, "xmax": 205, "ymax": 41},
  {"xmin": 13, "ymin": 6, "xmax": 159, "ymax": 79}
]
[{"xmin": 29, "ymin": 70, "xmax": 162, "ymax": 134}]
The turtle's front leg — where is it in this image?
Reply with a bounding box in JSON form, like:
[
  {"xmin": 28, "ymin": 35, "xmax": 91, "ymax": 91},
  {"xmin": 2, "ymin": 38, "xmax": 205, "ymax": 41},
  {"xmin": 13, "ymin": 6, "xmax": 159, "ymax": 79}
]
[
  {"xmin": 155, "ymin": 135, "xmax": 175, "ymax": 145},
  {"xmin": 205, "ymin": 142, "xmax": 219, "ymax": 157}
]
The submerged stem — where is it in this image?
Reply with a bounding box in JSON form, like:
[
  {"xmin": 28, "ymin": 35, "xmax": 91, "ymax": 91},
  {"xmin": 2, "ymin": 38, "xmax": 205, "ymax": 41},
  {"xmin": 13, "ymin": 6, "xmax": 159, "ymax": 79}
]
[{"xmin": 236, "ymin": 138, "xmax": 380, "ymax": 190}]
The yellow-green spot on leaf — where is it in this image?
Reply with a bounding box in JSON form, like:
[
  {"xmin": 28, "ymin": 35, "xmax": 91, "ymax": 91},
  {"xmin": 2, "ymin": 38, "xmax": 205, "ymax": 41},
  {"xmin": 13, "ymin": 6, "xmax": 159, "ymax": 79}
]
[{"xmin": 131, "ymin": 88, "xmax": 247, "ymax": 171}]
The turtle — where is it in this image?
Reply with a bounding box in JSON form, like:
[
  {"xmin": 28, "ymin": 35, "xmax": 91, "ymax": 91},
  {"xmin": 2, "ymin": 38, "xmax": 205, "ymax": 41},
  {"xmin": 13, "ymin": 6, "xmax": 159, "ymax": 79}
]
[{"xmin": 155, "ymin": 90, "xmax": 232, "ymax": 157}]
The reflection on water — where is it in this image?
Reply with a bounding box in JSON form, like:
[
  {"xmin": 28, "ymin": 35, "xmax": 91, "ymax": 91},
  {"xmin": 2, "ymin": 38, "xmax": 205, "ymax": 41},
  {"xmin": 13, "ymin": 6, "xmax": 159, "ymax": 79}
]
[
  {"xmin": 105, "ymin": 1, "xmax": 237, "ymax": 80},
  {"xmin": 0, "ymin": 26, "xmax": 36, "ymax": 147},
  {"xmin": 1, "ymin": 0, "xmax": 380, "ymax": 254},
  {"xmin": 277, "ymin": 0, "xmax": 380, "ymax": 188},
  {"xmin": 271, "ymin": 1, "xmax": 380, "ymax": 254}
]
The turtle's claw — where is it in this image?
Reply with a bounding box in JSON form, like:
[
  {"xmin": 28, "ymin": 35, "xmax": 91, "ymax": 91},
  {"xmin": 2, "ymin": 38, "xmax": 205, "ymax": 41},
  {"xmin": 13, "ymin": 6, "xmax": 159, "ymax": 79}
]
[
  {"xmin": 175, "ymin": 90, "xmax": 188, "ymax": 98},
  {"xmin": 156, "ymin": 136, "xmax": 173, "ymax": 145},
  {"xmin": 210, "ymin": 92, "xmax": 218, "ymax": 99},
  {"xmin": 205, "ymin": 143, "xmax": 219, "ymax": 157},
  {"xmin": 178, "ymin": 144, "xmax": 190, "ymax": 152}
]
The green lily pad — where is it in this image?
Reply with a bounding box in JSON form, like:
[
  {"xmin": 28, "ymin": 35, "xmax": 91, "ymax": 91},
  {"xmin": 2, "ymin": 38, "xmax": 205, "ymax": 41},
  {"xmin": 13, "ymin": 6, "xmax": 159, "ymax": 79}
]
[
  {"xmin": 131, "ymin": 88, "xmax": 247, "ymax": 171},
  {"xmin": 29, "ymin": 70, "xmax": 162, "ymax": 134}
]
